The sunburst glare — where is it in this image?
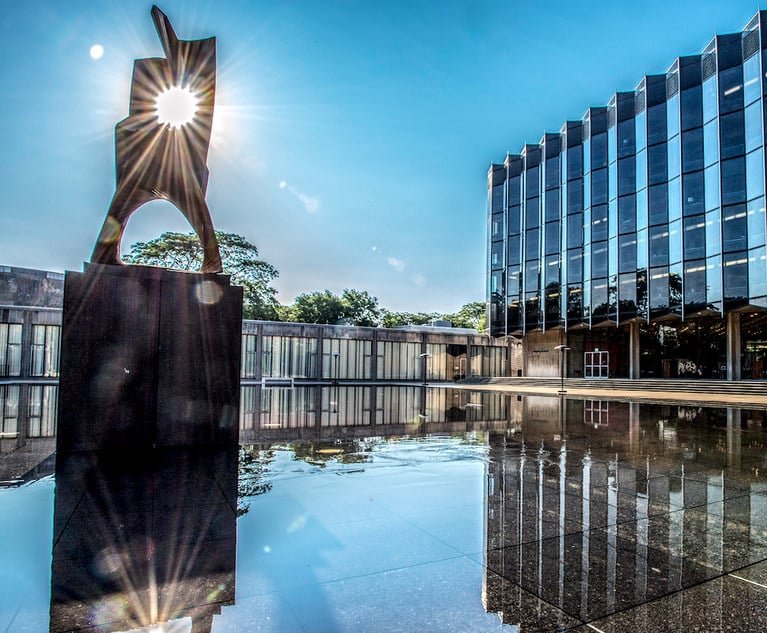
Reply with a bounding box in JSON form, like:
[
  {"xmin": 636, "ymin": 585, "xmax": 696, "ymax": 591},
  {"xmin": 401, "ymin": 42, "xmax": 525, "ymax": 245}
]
[{"xmin": 155, "ymin": 86, "xmax": 199, "ymax": 128}]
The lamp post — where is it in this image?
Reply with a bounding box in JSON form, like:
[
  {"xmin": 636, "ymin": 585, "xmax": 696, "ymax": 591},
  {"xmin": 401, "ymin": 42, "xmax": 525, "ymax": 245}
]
[
  {"xmin": 555, "ymin": 344, "xmax": 571, "ymax": 395},
  {"xmin": 420, "ymin": 352, "xmax": 432, "ymax": 385}
]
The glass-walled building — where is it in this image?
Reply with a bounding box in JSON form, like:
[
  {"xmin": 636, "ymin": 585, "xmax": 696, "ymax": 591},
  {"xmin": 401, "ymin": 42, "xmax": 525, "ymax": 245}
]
[{"xmin": 488, "ymin": 12, "xmax": 767, "ymax": 380}]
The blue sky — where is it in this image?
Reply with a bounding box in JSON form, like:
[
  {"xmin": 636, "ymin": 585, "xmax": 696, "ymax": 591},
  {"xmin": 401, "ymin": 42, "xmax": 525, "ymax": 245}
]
[{"xmin": 0, "ymin": 0, "xmax": 762, "ymax": 312}]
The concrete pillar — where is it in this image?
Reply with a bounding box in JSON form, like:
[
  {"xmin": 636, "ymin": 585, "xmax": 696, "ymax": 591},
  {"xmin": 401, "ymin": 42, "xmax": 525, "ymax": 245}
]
[
  {"xmin": 629, "ymin": 321, "xmax": 641, "ymax": 380},
  {"xmin": 726, "ymin": 312, "xmax": 741, "ymax": 381}
]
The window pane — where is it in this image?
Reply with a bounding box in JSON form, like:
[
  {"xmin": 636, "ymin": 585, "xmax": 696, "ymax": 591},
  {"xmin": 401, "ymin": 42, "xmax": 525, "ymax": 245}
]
[
  {"xmin": 618, "ymin": 194, "xmax": 636, "ymax": 234},
  {"xmin": 508, "ymin": 235, "xmax": 521, "ymax": 262},
  {"xmin": 525, "ymin": 166, "xmax": 539, "ymax": 198},
  {"xmin": 637, "ymin": 228, "xmax": 648, "ymax": 269},
  {"xmin": 683, "ymin": 171, "xmax": 705, "ymax": 217},
  {"xmin": 748, "ymin": 196, "xmax": 766, "ymax": 248},
  {"xmin": 721, "ymin": 157, "xmax": 747, "ymax": 205},
  {"xmin": 618, "ymin": 118, "xmax": 636, "ymax": 157},
  {"xmin": 618, "ymin": 156, "xmax": 636, "ymax": 196},
  {"xmin": 636, "ymin": 111, "xmax": 647, "ymax": 151},
  {"xmin": 744, "ymin": 52, "xmax": 761, "ymax": 106},
  {"xmin": 525, "ymin": 228, "xmax": 539, "ymax": 260},
  {"xmin": 545, "ymin": 158, "xmax": 560, "ymax": 189},
  {"xmin": 706, "ymin": 255, "xmax": 722, "ymax": 305},
  {"xmin": 525, "ymin": 197, "xmax": 540, "ymax": 228},
  {"xmin": 681, "ymin": 86, "xmax": 703, "ymax": 131},
  {"xmin": 684, "ymin": 259, "xmax": 707, "ymax": 307},
  {"xmin": 619, "ymin": 234, "xmax": 637, "ymax": 273},
  {"xmin": 705, "ymin": 209, "xmax": 722, "ymax": 253},
  {"xmin": 636, "ymin": 148, "xmax": 647, "ymax": 191},
  {"xmin": 508, "ymin": 205, "xmax": 521, "ymax": 234},
  {"xmin": 720, "ymin": 111, "xmax": 745, "ymax": 160},
  {"xmin": 591, "ymin": 133, "xmax": 608, "ymax": 169},
  {"xmin": 648, "ymin": 143, "xmax": 668, "ymax": 185},
  {"xmin": 592, "ymin": 242, "xmax": 608, "ymax": 278},
  {"xmin": 684, "ymin": 215, "xmax": 706, "ymax": 260},
  {"xmin": 705, "ymin": 164, "xmax": 720, "ymax": 211},
  {"xmin": 567, "ymin": 146, "xmax": 583, "ymax": 179},
  {"xmin": 508, "ymin": 177, "xmax": 522, "ymax": 204},
  {"xmin": 723, "ymin": 250, "xmax": 748, "ymax": 302},
  {"xmin": 545, "ymin": 254, "xmax": 560, "ymax": 286},
  {"xmin": 648, "ymin": 103, "xmax": 667, "ymax": 145},
  {"xmin": 719, "ymin": 66, "xmax": 744, "ymax": 114},
  {"xmin": 567, "ymin": 178, "xmax": 583, "ymax": 213},
  {"xmin": 667, "ymin": 93, "xmax": 680, "ymax": 139},
  {"xmin": 704, "ymin": 119, "xmax": 720, "ymax": 167},
  {"xmin": 637, "ymin": 188, "xmax": 648, "ymax": 230},
  {"xmin": 703, "ymin": 76, "xmax": 718, "ymax": 123},
  {"xmin": 648, "ymin": 183, "xmax": 668, "ymax": 225},
  {"xmin": 650, "ymin": 267, "xmax": 669, "ymax": 311},
  {"xmin": 669, "ymin": 220, "xmax": 682, "ymax": 264},
  {"xmin": 649, "ymin": 225, "xmax": 669, "ymax": 266},
  {"xmin": 668, "ymin": 135, "xmax": 681, "ymax": 180},
  {"xmin": 591, "ymin": 168, "xmax": 608, "ymax": 205},
  {"xmin": 591, "ymin": 204, "xmax": 608, "ymax": 242},
  {"xmin": 723, "ymin": 203, "xmax": 748, "ymax": 252},
  {"xmin": 668, "ymin": 177, "xmax": 681, "ymax": 222},
  {"xmin": 567, "ymin": 213, "xmax": 583, "ymax": 248},
  {"xmin": 682, "ymin": 128, "xmax": 704, "ymax": 173},
  {"xmin": 544, "ymin": 221, "xmax": 559, "ymax": 255},
  {"xmin": 747, "ymin": 150, "xmax": 765, "ymax": 202},
  {"xmin": 749, "ymin": 246, "xmax": 767, "ymax": 297},
  {"xmin": 745, "ymin": 101, "xmax": 763, "ymax": 153},
  {"xmin": 545, "ymin": 188, "xmax": 560, "ymax": 222},
  {"xmin": 567, "ymin": 250, "xmax": 583, "ymax": 283}
]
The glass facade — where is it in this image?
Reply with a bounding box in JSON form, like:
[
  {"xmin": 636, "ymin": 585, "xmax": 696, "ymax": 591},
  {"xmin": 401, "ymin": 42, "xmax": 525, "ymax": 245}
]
[{"xmin": 488, "ymin": 15, "xmax": 767, "ymax": 335}]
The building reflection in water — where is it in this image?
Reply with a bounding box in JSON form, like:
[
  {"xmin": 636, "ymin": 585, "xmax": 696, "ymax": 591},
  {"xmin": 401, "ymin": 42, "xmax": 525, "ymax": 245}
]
[
  {"xmin": 483, "ymin": 396, "xmax": 767, "ymax": 628},
  {"xmin": 240, "ymin": 386, "xmax": 513, "ymax": 442},
  {"xmin": 49, "ymin": 447, "xmax": 238, "ymax": 632}
]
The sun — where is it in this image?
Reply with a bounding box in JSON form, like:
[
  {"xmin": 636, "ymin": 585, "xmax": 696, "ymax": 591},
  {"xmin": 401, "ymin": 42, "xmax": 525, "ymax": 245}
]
[{"xmin": 155, "ymin": 85, "xmax": 199, "ymax": 128}]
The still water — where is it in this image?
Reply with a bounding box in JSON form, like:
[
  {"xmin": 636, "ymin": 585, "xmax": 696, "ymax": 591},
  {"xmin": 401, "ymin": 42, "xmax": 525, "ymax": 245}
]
[{"xmin": 3, "ymin": 387, "xmax": 767, "ymax": 632}]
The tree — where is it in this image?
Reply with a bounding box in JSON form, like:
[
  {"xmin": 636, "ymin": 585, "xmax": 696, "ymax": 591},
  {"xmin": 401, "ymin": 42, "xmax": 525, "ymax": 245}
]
[
  {"xmin": 340, "ymin": 289, "xmax": 381, "ymax": 326},
  {"xmin": 446, "ymin": 301, "xmax": 487, "ymax": 332},
  {"xmin": 289, "ymin": 290, "xmax": 346, "ymax": 324},
  {"xmin": 380, "ymin": 310, "xmax": 439, "ymax": 328},
  {"xmin": 124, "ymin": 231, "xmax": 281, "ymax": 319}
]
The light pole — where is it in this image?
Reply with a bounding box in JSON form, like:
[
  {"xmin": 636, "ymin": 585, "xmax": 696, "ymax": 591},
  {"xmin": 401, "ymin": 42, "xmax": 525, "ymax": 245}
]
[
  {"xmin": 555, "ymin": 344, "xmax": 571, "ymax": 395},
  {"xmin": 420, "ymin": 352, "xmax": 432, "ymax": 385}
]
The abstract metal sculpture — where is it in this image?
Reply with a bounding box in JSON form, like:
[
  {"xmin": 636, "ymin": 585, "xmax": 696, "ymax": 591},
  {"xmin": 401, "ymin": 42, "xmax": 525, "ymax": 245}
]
[{"xmin": 91, "ymin": 5, "xmax": 222, "ymax": 273}]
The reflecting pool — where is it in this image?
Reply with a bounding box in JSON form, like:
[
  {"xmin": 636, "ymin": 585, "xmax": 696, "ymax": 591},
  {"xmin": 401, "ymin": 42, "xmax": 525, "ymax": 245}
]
[{"xmin": 3, "ymin": 388, "xmax": 767, "ymax": 631}]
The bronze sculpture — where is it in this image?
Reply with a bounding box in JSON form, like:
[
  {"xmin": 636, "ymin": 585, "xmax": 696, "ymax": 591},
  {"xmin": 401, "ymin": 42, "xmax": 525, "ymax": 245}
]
[{"xmin": 91, "ymin": 5, "xmax": 223, "ymax": 273}]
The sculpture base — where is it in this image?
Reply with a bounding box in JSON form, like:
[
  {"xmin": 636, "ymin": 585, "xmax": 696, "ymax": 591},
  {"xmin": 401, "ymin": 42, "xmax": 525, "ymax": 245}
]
[{"xmin": 57, "ymin": 264, "xmax": 243, "ymax": 452}]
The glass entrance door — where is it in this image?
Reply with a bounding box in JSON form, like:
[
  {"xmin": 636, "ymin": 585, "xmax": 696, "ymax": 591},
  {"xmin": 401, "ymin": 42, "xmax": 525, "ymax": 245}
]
[{"xmin": 584, "ymin": 350, "xmax": 609, "ymax": 378}]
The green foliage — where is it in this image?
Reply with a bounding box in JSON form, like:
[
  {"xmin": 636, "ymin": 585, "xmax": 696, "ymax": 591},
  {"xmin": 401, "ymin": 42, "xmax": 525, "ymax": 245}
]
[
  {"xmin": 125, "ymin": 231, "xmax": 281, "ymax": 320},
  {"xmin": 286, "ymin": 288, "xmax": 382, "ymax": 326},
  {"xmin": 444, "ymin": 301, "xmax": 487, "ymax": 332},
  {"xmin": 380, "ymin": 310, "xmax": 439, "ymax": 328}
]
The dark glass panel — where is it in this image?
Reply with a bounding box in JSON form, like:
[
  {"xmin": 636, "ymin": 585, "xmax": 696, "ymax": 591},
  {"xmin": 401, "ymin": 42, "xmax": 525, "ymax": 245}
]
[
  {"xmin": 636, "ymin": 269, "xmax": 648, "ymax": 318},
  {"xmin": 544, "ymin": 254, "xmax": 560, "ymax": 286},
  {"xmin": 545, "ymin": 158, "xmax": 560, "ymax": 190},
  {"xmin": 718, "ymin": 65, "xmax": 744, "ymax": 115},
  {"xmin": 507, "ymin": 265, "xmax": 521, "ymax": 296},
  {"xmin": 619, "ymin": 272, "xmax": 637, "ymax": 315},
  {"xmin": 567, "ymin": 179, "xmax": 583, "ymax": 213},
  {"xmin": 508, "ymin": 205, "xmax": 521, "ymax": 234},
  {"xmin": 525, "ymin": 228, "xmax": 540, "ymax": 260},
  {"xmin": 525, "ymin": 260, "xmax": 540, "ymax": 287},
  {"xmin": 618, "ymin": 156, "xmax": 636, "ymax": 196},
  {"xmin": 649, "ymin": 266, "xmax": 669, "ymax": 312},
  {"xmin": 544, "ymin": 221, "xmax": 559, "ymax": 256},
  {"xmin": 618, "ymin": 234, "xmax": 637, "ymax": 273},
  {"xmin": 491, "ymin": 184, "xmax": 503, "ymax": 212},
  {"xmin": 567, "ymin": 213, "xmax": 583, "ymax": 248},
  {"xmin": 723, "ymin": 250, "xmax": 748, "ymax": 303},
  {"xmin": 545, "ymin": 188, "xmax": 560, "ymax": 223},
  {"xmin": 591, "ymin": 133, "xmax": 608, "ymax": 169},
  {"xmin": 704, "ymin": 119, "xmax": 719, "ymax": 167},
  {"xmin": 617, "ymin": 119, "xmax": 636, "ymax": 158},
  {"xmin": 683, "ymin": 215, "xmax": 706, "ymax": 260},
  {"xmin": 491, "ymin": 241, "xmax": 503, "ymax": 269},
  {"xmin": 591, "ymin": 168, "xmax": 608, "ymax": 205},
  {"xmin": 747, "ymin": 196, "xmax": 766, "ymax": 248},
  {"xmin": 618, "ymin": 194, "xmax": 636, "ymax": 234},
  {"xmin": 720, "ymin": 111, "xmax": 745, "ymax": 159},
  {"xmin": 721, "ymin": 157, "xmax": 747, "ymax": 205},
  {"xmin": 703, "ymin": 75, "xmax": 717, "ymax": 124},
  {"xmin": 508, "ymin": 235, "xmax": 521, "ymax": 262},
  {"xmin": 567, "ymin": 249, "xmax": 583, "ymax": 283},
  {"xmin": 680, "ymin": 86, "xmax": 703, "ymax": 131},
  {"xmin": 567, "ymin": 285, "xmax": 583, "ymax": 321},
  {"xmin": 525, "ymin": 166, "xmax": 540, "ymax": 198},
  {"xmin": 684, "ymin": 259, "xmax": 707, "ymax": 308},
  {"xmin": 591, "ymin": 204, "xmax": 608, "ymax": 242},
  {"xmin": 749, "ymin": 246, "xmax": 767, "ymax": 297},
  {"xmin": 490, "ymin": 270, "xmax": 503, "ymax": 295},
  {"xmin": 745, "ymin": 101, "xmax": 762, "ymax": 153},
  {"xmin": 706, "ymin": 255, "xmax": 722, "ymax": 307},
  {"xmin": 508, "ymin": 177, "xmax": 522, "ymax": 204},
  {"xmin": 648, "ymin": 143, "xmax": 668, "ymax": 185},
  {"xmin": 591, "ymin": 279, "xmax": 609, "ymax": 318},
  {"xmin": 669, "ymin": 264, "xmax": 683, "ymax": 310},
  {"xmin": 525, "ymin": 197, "xmax": 540, "ymax": 228},
  {"xmin": 647, "ymin": 103, "xmax": 667, "ymax": 145},
  {"xmin": 592, "ymin": 241, "xmax": 608, "ymax": 278},
  {"xmin": 722, "ymin": 203, "xmax": 748, "ymax": 252},
  {"xmin": 524, "ymin": 292, "xmax": 540, "ymax": 327},
  {"xmin": 507, "ymin": 299, "xmax": 521, "ymax": 331},
  {"xmin": 669, "ymin": 219, "xmax": 682, "ymax": 264},
  {"xmin": 649, "ymin": 225, "xmax": 669, "ymax": 266},
  {"xmin": 491, "ymin": 212, "xmax": 503, "ymax": 240},
  {"xmin": 682, "ymin": 171, "xmax": 705, "ymax": 217},
  {"xmin": 567, "ymin": 146, "xmax": 583, "ymax": 180},
  {"xmin": 648, "ymin": 183, "xmax": 669, "ymax": 225},
  {"xmin": 682, "ymin": 128, "xmax": 704, "ymax": 173}
]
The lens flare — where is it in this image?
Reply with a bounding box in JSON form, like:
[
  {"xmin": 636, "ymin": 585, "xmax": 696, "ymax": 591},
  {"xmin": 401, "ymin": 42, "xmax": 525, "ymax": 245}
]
[{"xmin": 155, "ymin": 86, "xmax": 199, "ymax": 128}]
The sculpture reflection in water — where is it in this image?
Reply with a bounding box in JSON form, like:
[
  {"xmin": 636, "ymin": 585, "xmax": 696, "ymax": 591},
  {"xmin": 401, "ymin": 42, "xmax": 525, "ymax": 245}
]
[{"xmin": 49, "ymin": 447, "xmax": 238, "ymax": 633}]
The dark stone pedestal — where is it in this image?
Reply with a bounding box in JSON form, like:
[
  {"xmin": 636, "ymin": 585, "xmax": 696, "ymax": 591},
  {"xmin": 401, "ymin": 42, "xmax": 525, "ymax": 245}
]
[{"xmin": 57, "ymin": 264, "xmax": 243, "ymax": 452}]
